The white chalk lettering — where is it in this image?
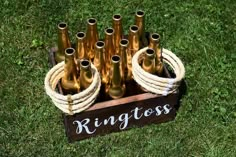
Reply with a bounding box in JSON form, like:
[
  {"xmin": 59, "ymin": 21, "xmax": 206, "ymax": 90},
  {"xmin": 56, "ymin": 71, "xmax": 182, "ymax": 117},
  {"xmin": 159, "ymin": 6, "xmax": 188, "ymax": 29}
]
[
  {"xmin": 163, "ymin": 104, "xmax": 172, "ymax": 114},
  {"xmin": 72, "ymin": 104, "xmax": 173, "ymax": 135},
  {"xmin": 94, "ymin": 118, "xmax": 103, "ymax": 127},
  {"xmin": 104, "ymin": 116, "xmax": 118, "ymax": 126},
  {"xmin": 144, "ymin": 108, "xmax": 154, "ymax": 117},
  {"xmin": 131, "ymin": 107, "xmax": 143, "ymax": 120},
  {"xmin": 73, "ymin": 119, "xmax": 96, "ymax": 134},
  {"xmin": 155, "ymin": 106, "xmax": 163, "ymax": 116},
  {"xmin": 118, "ymin": 113, "xmax": 132, "ymax": 130}
]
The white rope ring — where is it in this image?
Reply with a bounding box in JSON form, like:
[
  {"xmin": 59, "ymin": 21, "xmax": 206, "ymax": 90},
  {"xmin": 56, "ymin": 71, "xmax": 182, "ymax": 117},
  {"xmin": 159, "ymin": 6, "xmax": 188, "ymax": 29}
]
[
  {"xmin": 132, "ymin": 47, "xmax": 185, "ymax": 96},
  {"xmin": 44, "ymin": 61, "xmax": 101, "ymax": 115}
]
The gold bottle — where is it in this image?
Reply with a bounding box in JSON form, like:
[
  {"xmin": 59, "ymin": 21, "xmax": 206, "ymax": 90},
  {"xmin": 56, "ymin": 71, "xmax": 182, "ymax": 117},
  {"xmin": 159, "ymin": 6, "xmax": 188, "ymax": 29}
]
[
  {"xmin": 86, "ymin": 18, "xmax": 99, "ymax": 61},
  {"xmin": 108, "ymin": 55, "xmax": 126, "ymax": 99},
  {"xmin": 112, "ymin": 14, "xmax": 123, "ymax": 54},
  {"xmin": 105, "ymin": 28, "xmax": 115, "ymax": 71},
  {"xmin": 128, "ymin": 25, "xmax": 140, "ymax": 56},
  {"xmin": 75, "ymin": 32, "xmax": 87, "ymax": 60},
  {"xmin": 94, "ymin": 41, "xmax": 109, "ymax": 84},
  {"xmin": 56, "ymin": 22, "xmax": 71, "ymax": 63},
  {"xmin": 80, "ymin": 59, "xmax": 93, "ymax": 90},
  {"xmin": 135, "ymin": 10, "xmax": 148, "ymax": 47},
  {"xmin": 61, "ymin": 48, "xmax": 80, "ymax": 93},
  {"xmin": 142, "ymin": 48, "xmax": 156, "ymax": 74},
  {"xmin": 119, "ymin": 39, "xmax": 132, "ymax": 81},
  {"xmin": 149, "ymin": 33, "xmax": 163, "ymax": 76}
]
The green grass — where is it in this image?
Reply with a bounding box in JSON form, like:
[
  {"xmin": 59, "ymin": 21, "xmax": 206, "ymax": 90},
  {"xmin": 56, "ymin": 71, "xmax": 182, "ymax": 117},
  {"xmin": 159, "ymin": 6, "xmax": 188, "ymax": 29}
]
[{"xmin": 0, "ymin": 0, "xmax": 236, "ymax": 156}]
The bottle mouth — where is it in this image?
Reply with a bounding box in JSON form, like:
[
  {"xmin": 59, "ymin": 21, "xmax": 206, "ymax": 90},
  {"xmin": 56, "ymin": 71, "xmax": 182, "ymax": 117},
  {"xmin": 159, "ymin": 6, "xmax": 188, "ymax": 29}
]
[
  {"xmin": 58, "ymin": 22, "xmax": 67, "ymax": 29},
  {"xmin": 80, "ymin": 59, "xmax": 90, "ymax": 68},
  {"xmin": 130, "ymin": 25, "xmax": 139, "ymax": 32},
  {"xmin": 76, "ymin": 32, "xmax": 85, "ymax": 39},
  {"xmin": 105, "ymin": 28, "xmax": 114, "ymax": 35},
  {"xmin": 146, "ymin": 48, "xmax": 155, "ymax": 56},
  {"xmin": 120, "ymin": 39, "xmax": 129, "ymax": 46},
  {"xmin": 112, "ymin": 55, "xmax": 120, "ymax": 63},
  {"xmin": 87, "ymin": 18, "xmax": 97, "ymax": 25},
  {"xmin": 151, "ymin": 33, "xmax": 160, "ymax": 41},
  {"xmin": 113, "ymin": 14, "xmax": 122, "ymax": 21},
  {"xmin": 65, "ymin": 48, "xmax": 75, "ymax": 56},
  {"xmin": 96, "ymin": 41, "xmax": 105, "ymax": 48},
  {"xmin": 136, "ymin": 10, "xmax": 145, "ymax": 17}
]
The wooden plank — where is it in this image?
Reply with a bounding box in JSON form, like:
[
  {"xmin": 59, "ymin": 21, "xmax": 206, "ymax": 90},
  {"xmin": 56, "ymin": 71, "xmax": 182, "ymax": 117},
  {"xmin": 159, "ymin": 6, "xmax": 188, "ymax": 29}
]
[{"xmin": 63, "ymin": 93, "xmax": 178, "ymax": 142}]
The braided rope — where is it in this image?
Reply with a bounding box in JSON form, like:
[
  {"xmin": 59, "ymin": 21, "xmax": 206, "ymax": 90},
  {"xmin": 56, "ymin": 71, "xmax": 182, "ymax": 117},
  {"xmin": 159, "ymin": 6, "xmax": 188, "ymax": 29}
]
[
  {"xmin": 132, "ymin": 47, "xmax": 185, "ymax": 96},
  {"xmin": 44, "ymin": 61, "xmax": 101, "ymax": 115}
]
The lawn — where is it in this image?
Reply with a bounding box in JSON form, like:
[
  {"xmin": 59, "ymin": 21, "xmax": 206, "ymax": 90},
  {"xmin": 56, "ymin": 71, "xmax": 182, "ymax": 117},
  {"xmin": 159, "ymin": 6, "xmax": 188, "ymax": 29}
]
[{"xmin": 0, "ymin": 0, "xmax": 235, "ymax": 156}]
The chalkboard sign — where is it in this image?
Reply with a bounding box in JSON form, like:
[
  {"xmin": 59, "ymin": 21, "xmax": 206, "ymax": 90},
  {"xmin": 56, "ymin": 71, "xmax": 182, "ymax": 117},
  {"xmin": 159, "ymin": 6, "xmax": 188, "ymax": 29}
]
[{"xmin": 63, "ymin": 92, "xmax": 178, "ymax": 142}]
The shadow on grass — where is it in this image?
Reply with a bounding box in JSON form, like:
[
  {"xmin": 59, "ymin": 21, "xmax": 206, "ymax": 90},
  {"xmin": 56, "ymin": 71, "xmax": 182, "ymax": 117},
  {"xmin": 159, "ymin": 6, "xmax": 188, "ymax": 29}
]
[{"xmin": 176, "ymin": 79, "xmax": 187, "ymax": 111}]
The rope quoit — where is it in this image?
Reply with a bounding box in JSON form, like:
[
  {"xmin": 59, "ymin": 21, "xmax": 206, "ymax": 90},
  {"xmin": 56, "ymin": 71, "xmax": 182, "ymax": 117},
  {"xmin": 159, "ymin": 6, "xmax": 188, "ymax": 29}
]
[
  {"xmin": 44, "ymin": 61, "xmax": 101, "ymax": 115},
  {"xmin": 132, "ymin": 47, "xmax": 185, "ymax": 96}
]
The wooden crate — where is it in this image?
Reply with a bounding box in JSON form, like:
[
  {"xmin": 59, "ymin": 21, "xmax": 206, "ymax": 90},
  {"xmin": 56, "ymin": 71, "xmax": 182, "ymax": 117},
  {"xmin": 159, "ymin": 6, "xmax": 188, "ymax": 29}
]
[{"xmin": 48, "ymin": 46, "xmax": 184, "ymax": 143}]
